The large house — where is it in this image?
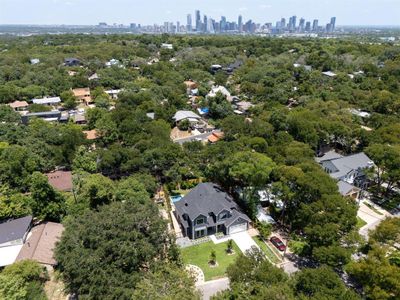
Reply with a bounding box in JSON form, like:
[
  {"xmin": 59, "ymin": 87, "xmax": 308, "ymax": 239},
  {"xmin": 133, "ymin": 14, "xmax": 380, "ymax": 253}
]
[
  {"xmin": 316, "ymin": 150, "xmax": 374, "ymax": 199},
  {"xmin": 72, "ymin": 88, "xmax": 92, "ymax": 105},
  {"xmin": 0, "ymin": 215, "xmax": 64, "ymax": 268},
  {"xmin": 174, "ymin": 183, "xmax": 250, "ymax": 239}
]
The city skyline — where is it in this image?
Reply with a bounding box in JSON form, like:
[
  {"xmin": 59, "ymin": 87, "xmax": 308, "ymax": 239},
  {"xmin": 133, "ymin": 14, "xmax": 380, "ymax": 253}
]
[{"xmin": 0, "ymin": 0, "xmax": 399, "ymax": 26}]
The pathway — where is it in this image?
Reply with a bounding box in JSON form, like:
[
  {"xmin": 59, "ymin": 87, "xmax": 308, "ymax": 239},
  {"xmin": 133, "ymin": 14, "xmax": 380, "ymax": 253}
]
[{"xmin": 358, "ymin": 200, "xmax": 392, "ymax": 238}]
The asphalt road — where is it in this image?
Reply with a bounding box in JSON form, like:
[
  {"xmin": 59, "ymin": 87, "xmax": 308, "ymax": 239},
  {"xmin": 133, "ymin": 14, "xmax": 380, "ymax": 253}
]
[{"xmin": 197, "ymin": 278, "xmax": 229, "ymax": 300}]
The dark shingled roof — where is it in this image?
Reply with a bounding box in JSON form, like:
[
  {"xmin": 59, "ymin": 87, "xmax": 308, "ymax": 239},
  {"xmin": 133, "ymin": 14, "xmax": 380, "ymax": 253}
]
[
  {"xmin": 0, "ymin": 216, "xmax": 32, "ymax": 244},
  {"xmin": 174, "ymin": 183, "xmax": 250, "ymax": 223}
]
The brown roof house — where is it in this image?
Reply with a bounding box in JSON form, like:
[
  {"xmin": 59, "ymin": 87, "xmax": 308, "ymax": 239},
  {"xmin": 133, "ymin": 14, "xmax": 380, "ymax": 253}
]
[
  {"xmin": 83, "ymin": 129, "xmax": 98, "ymax": 140},
  {"xmin": 72, "ymin": 87, "xmax": 92, "ymax": 105},
  {"xmin": 46, "ymin": 170, "xmax": 73, "ymax": 192},
  {"xmin": 16, "ymin": 222, "xmax": 64, "ymax": 268},
  {"xmin": 8, "ymin": 101, "xmax": 29, "ymax": 112}
]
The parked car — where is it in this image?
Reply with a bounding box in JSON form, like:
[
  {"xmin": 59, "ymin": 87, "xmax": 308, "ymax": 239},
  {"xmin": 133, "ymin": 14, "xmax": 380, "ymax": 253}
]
[{"xmin": 270, "ymin": 236, "xmax": 286, "ymax": 251}]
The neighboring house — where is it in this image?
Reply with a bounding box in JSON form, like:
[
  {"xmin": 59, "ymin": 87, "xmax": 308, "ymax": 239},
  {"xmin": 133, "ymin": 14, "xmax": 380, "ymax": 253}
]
[
  {"xmin": 72, "ymin": 88, "xmax": 92, "ymax": 105},
  {"xmin": 174, "ymin": 183, "xmax": 250, "ymax": 239},
  {"xmin": 105, "ymin": 59, "xmax": 123, "ymax": 68},
  {"xmin": 30, "ymin": 58, "xmax": 40, "ymax": 65},
  {"xmin": 146, "ymin": 112, "xmax": 155, "ymax": 120},
  {"xmin": 83, "ymin": 129, "xmax": 98, "ymax": 140},
  {"xmin": 16, "ymin": 222, "xmax": 64, "ymax": 268},
  {"xmin": 45, "ymin": 170, "xmax": 73, "ymax": 192},
  {"xmin": 8, "ymin": 100, "xmax": 29, "ymax": 112},
  {"xmin": 350, "ymin": 109, "xmax": 371, "ymax": 119},
  {"xmin": 73, "ymin": 113, "xmax": 87, "ymax": 124},
  {"xmin": 105, "ymin": 89, "xmax": 122, "ymax": 99},
  {"xmin": 0, "ymin": 216, "xmax": 32, "ymax": 267},
  {"xmin": 316, "ymin": 150, "xmax": 375, "ymax": 198},
  {"xmin": 161, "ymin": 43, "xmax": 173, "ymax": 50},
  {"xmin": 235, "ymin": 101, "xmax": 254, "ymax": 113},
  {"xmin": 322, "ymin": 71, "xmax": 337, "ymax": 77},
  {"xmin": 207, "ymin": 131, "xmax": 224, "ymax": 143},
  {"xmin": 207, "ymin": 85, "xmax": 231, "ymax": 100},
  {"xmin": 32, "ymin": 96, "xmax": 61, "ymax": 106},
  {"xmin": 21, "ymin": 111, "xmax": 62, "ymax": 125},
  {"xmin": 173, "ymin": 110, "xmax": 202, "ymax": 125},
  {"xmin": 64, "ymin": 58, "xmax": 81, "ymax": 66},
  {"xmin": 88, "ymin": 73, "xmax": 99, "ymax": 81}
]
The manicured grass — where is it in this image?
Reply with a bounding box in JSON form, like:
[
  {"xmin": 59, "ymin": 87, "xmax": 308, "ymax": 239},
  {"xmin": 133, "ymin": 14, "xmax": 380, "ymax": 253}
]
[
  {"xmin": 253, "ymin": 236, "xmax": 282, "ymax": 264},
  {"xmin": 181, "ymin": 241, "xmax": 241, "ymax": 281},
  {"xmin": 356, "ymin": 216, "xmax": 367, "ymax": 229}
]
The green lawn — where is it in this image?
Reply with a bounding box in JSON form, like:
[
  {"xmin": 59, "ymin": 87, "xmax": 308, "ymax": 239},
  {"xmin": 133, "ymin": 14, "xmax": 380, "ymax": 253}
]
[
  {"xmin": 356, "ymin": 216, "xmax": 367, "ymax": 229},
  {"xmin": 253, "ymin": 236, "xmax": 282, "ymax": 264},
  {"xmin": 181, "ymin": 240, "xmax": 241, "ymax": 281}
]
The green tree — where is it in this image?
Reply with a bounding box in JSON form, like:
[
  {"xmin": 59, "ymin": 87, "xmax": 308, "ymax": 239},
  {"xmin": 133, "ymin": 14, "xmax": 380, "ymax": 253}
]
[
  {"xmin": 30, "ymin": 171, "xmax": 66, "ymax": 221},
  {"xmin": 132, "ymin": 264, "xmax": 200, "ymax": 300},
  {"xmin": 56, "ymin": 200, "xmax": 176, "ymax": 299},
  {"xmin": 0, "ymin": 260, "xmax": 48, "ymax": 300}
]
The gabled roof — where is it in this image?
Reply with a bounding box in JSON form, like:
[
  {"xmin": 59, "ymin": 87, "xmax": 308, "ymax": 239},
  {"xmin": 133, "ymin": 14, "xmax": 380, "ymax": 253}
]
[
  {"xmin": 338, "ymin": 180, "xmax": 360, "ymax": 196},
  {"xmin": 173, "ymin": 110, "xmax": 201, "ymax": 122},
  {"xmin": 315, "ymin": 150, "xmax": 343, "ymax": 163},
  {"xmin": 174, "ymin": 183, "xmax": 250, "ymax": 223},
  {"xmin": 16, "ymin": 222, "xmax": 64, "ymax": 266},
  {"xmin": 322, "ymin": 152, "xmax": 374, "ymax": 179},
  {"xmin": 207, "ymin": 86, "xmax": 231, "ymax": 98},
  {"xmin": 0, "ymin": 216, "xmax": 32, "ymax": 244},
  {"xmin": 8, "ymin": 101, "xmax": 29, "ymax": 109}
]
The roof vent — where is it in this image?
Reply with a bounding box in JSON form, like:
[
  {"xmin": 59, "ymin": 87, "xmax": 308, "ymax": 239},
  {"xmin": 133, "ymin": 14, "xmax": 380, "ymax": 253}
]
[{"xmin": 184, "ymin": 203, "xmax": 188, "ymax": 207}]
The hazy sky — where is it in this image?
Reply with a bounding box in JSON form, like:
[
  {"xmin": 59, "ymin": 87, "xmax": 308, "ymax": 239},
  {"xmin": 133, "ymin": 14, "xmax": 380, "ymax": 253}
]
[{"xmin": 0, "ymin": 0, "xmax": 399, "ymax": 26}]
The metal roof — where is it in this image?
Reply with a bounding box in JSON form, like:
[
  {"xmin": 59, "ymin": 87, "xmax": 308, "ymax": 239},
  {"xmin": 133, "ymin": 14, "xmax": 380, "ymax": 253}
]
[{"xmin": 0, "ymin": 215, "xmax": 32, "ymax": 244}]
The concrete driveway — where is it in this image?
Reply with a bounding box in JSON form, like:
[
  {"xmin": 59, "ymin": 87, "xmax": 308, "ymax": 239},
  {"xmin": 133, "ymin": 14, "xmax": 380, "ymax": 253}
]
[
  {"xmin": 230, "ymin": 231, "xmax": 259, "ymax": 253},
  {"xmin": 358, "ymin": 200, "xmax": 391, "ymax": 238}
]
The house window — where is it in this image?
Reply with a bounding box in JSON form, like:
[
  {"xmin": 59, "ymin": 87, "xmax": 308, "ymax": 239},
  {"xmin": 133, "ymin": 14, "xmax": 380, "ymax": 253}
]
[{"xmin": 196, "ymin": 218, "xmax": 204, "ymax": 225}]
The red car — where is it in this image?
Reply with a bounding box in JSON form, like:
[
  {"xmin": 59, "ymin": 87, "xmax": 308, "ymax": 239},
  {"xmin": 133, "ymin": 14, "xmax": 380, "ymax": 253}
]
[{"xmin": 270, "ymin": 236, "xmax": 286, "ymax": 251}]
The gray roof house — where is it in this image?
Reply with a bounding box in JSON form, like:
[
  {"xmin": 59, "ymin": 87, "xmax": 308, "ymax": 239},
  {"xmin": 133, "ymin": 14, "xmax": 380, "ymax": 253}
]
[
  {"xmin": 174, "ymin": 183, "xmax": 250, "ymax": 239},
  {"xmin": 0, "ymin": 215, "xmax": 32, "ymax": 267},
  {"xmin": 173, "ymin": 110, "xmax": 202, "ymax": 123},
  {"xmin": 316, "ymin": 150, "xmax": 374, "ymax": 198}
]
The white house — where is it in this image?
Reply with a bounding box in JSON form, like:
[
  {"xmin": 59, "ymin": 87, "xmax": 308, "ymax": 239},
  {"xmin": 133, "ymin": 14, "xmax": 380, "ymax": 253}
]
[{"xmin": 32, "ymin": 96, "xmax": 61, "ymax": 106}]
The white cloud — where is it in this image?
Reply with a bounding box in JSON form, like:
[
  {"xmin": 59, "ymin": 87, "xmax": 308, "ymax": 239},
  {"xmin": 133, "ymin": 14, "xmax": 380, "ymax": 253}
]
[{"xmin": 238, "ymin": 7, "xmax": 248, "ymax": 12}]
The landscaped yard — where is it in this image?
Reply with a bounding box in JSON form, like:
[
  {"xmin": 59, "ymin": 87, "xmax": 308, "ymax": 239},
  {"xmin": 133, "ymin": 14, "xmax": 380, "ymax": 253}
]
[
  {"xmin": 253, "ymin": 236, "xmax": 282, "ymax": 264},
  {"xmin": 180, "ymin": 240, "xmax": 241, "ymax": 281},
  {"xmin": 357, "ymin": 216, "xmax": 367, "ymax": 229}
]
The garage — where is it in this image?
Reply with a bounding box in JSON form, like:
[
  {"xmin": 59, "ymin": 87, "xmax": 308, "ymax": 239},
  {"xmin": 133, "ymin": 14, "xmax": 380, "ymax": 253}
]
[{"xmin": 228, "ymin": 222, "xmax": 247, "ymax": 234}]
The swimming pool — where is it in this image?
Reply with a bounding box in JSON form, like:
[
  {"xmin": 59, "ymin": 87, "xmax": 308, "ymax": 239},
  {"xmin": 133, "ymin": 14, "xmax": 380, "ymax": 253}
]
[{"xmin": 170, "ymin": 195, "xmax": 183, "ymax": 203}]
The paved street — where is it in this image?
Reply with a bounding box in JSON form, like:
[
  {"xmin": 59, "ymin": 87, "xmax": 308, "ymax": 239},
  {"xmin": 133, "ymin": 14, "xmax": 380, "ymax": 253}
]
[{"xmin": 197, "ymin": 278, "xmax": 229, "ymax": 300}]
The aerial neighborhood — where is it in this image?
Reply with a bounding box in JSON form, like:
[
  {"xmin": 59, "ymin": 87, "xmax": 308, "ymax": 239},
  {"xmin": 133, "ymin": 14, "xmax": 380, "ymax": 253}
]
[{"xmin": 0, "ymin": 28, "xmax": 399, "ymax": 300}]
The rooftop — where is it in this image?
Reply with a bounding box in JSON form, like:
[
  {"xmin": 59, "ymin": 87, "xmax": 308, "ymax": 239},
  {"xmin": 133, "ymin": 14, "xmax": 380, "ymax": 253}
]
[
  {"xmin": 32, "ymin": 97, "xmax": 61, "ymax": 105},
  {"xmin": 0, "ymin": 215, "xmax": 32, "ymax": 245},
  {"xmin": 46, "ymin": 170, "xmax": 73, "ymax": 192},
  {"xmin": 16, "ymin": 222, "xmax": 64, "ymax": 266}
]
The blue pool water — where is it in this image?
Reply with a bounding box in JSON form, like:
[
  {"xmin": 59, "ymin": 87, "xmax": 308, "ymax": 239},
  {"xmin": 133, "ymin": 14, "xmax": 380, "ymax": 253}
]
[{"xmin": 171, "ymin": 195, "xmax": 183, "ymax": 203}]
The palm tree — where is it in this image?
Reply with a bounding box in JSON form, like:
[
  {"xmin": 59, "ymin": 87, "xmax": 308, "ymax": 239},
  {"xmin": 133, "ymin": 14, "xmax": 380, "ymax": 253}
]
[
  {"xmin": 209, "ymin": 250, "xmax": 216, "ymax": 265},
  {"xmin": 226, "ymin": 239, "xmax": 233, "ymax": 254}
]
